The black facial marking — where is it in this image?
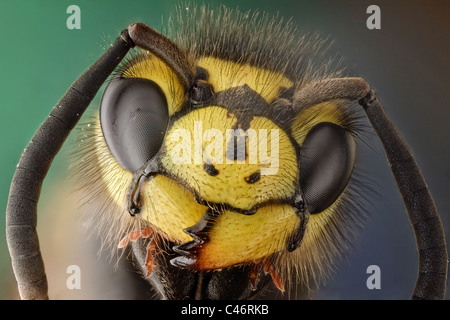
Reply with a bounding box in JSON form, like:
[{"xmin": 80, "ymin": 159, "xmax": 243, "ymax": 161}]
[
  {"xmin": 226, "ymin": 132, "xmax": 247, "ymax": 162},
  {"xmin": 245, "ymin": 171, "xmax": 261, "ymax": 184},
  {"xmin": 213, "ymin": 85, "xmax": 266, "ymax": 133},
  {"xmin": 203, "ymin": 162, "xmax": 219, "ymax": 176},
  {"xmin": 211, "ymin": 84, "xmax": 295, "ymax": 141},
  {"xmin": 278, "ymin": 86, "xmax": 295, "ymax": 100},
  {"xmin": 269, "ymin": 97, "xmax": 294, "ymax": 124},
  {"xmin": 196, "ymin": 66, "xmax": 209, "ymax": 81}
]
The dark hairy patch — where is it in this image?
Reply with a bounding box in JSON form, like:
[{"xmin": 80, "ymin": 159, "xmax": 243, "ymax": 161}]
[
  {"xmin": 169, "ymin": 4, "xmax": 342, "ymax": 83},
  {"xmin": 203, "ymin": 162, "xmax": 219, "ymax": 176},
  {"xmin": 245, "ymin": 171, "xmax": 261, "ymax": 184}
]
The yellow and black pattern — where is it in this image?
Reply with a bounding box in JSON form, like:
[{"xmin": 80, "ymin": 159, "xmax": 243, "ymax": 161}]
[{"xmin": 71, "ymin": 5, "xmax": 368, "ymax": 295}]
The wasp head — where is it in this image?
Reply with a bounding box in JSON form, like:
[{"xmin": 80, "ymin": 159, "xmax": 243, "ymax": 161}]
[{"xmin": 73, "ymin": 7, "xmax": 366, "ymax": 299}]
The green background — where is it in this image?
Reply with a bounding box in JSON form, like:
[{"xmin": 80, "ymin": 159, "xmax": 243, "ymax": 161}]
[{"xmin": 1, "ymin": 0, "xmax": 449, "ymax": 299}]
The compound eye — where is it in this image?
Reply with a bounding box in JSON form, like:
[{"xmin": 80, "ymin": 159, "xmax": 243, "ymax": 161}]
[
  {"xmin": 100, "ymin": 78, "xmax": 169, "ymax": 172},
  {"xmin": 299, "ymin": 122, "xmax": 356, "ymax": 214}
]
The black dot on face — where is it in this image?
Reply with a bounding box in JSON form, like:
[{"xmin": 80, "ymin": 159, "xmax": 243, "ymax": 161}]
[
  {"xmin": 245, "ymin": 171, "xmax": 261, "ymax": 184},
  {"xmin": 203, "ymin": 163, "xmax": 219, "ymax": 176}
]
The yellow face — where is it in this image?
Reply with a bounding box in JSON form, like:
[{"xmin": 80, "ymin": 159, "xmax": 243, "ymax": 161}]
[{"xmin": 97, "ymin": 53, "xmax": 305, "ymax": 269}]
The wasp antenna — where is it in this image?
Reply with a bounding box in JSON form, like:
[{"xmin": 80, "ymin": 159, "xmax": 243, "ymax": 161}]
[
  {"xmin": 128, "ymin": 22, "xmax": 195, "ymax": 90},
  {"xmin": 293, "ymin": 77, "xmax": 370, "ymax": 111},
  {"xmin": 6, "ymin": 29, "xmax": 134, "ymax": 300},
  {"xmin": 360, "ymin": 90, "xmax": 448, "ymax": 300}
]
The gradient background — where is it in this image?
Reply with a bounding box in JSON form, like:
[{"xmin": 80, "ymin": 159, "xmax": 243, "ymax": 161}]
[{"xmin": 1, "ymin": 0, "xmax": 449, "ymax": 300}]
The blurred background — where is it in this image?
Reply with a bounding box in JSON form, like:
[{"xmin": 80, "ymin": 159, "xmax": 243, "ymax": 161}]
[{"xmin": 1, "ymin": 0, "xmax": 449, "ymax": 300}]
